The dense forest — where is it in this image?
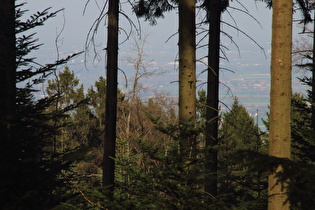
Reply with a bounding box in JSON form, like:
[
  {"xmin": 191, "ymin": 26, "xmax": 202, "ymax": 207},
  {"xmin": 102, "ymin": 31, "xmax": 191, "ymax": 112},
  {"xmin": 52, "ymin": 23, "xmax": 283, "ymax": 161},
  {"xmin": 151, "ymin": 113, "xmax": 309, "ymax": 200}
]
[{"xmin": 1, "ymin": 0, "xmax": 315, "ymax": 209}]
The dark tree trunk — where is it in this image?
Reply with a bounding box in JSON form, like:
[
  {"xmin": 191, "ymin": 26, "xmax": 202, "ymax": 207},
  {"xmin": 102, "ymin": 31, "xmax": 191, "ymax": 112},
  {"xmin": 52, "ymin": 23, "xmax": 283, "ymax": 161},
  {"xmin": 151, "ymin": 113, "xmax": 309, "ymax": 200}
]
[
  {"xmin": 205, "ymin": 0, "xmax": 221, "ymax": 197},
  {"xmin": 0, "ymin": 0, "xmax": 16, "ymax": 142},
  {"xmin": 312, "ymin": 9, "xmax": 315, "ymax": 130},
  {"xmin": 103, "ymin": 0, "xmax": 119, "ymax": 195}
]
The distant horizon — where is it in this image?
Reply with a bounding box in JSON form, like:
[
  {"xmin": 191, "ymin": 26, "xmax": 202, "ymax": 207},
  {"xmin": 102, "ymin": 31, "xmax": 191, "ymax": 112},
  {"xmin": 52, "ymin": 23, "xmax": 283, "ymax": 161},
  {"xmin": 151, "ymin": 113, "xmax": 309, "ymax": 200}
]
[{"xmin": 25, "ymin": 0, "xmax": 310, "ymax": 131}]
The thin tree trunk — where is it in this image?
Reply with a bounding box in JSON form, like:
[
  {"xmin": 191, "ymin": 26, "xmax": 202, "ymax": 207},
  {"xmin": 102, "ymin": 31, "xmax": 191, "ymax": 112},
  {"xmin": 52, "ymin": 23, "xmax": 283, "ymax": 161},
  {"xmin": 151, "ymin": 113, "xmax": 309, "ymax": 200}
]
[
  {"xmin": 0, "ymin": 0, "xmax": 16, "ymax": 143},
  {"xmin": 268, "ymin": 0, "xmax": 292, "ymax": 209},
  {"xmin": 205, "ymin": 0, "xmax": 221, "ymax": 197},
  {"xmin": 103, "ymin": 0, "xmax": 119, "ymax": 195},
  {"xmin": 178, "ymin": 0, "xmax": 196, "ymax": 155}
]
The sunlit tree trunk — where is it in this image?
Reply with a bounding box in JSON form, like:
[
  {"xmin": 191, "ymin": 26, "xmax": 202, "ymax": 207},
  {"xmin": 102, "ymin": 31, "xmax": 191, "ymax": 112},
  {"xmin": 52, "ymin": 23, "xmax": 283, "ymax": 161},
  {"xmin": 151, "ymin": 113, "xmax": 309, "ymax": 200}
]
[
  {"xmin": 268, "ymin": 0, "xmax": 292, "ymax": 209},
  {"xmin": 205, "ymin": 0, "xmax": 221, "ymax": 197},
  {"xmin": 103, "ymin": 0, "xmax": 119, "ymax": 195},
  {"xmin": 0, "ymin": 0, "xmax": 16, "ymax": 143},
  {"xmin": 178, "ymin": 0, "xmax": 196, "ymax": 156}
]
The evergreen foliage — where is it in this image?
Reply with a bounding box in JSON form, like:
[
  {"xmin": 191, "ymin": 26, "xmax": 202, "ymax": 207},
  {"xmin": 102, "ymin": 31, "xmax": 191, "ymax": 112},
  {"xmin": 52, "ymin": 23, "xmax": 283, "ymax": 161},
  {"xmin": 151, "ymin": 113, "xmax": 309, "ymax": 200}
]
[
  {"xmin": 1, "ymin": 3, "xmax": 81, "ymax": 209},
  {"xmin": 218, "ymin": 98, "xmax": 268, "ymax": 209},
  {"xmin": 2, "ymin": 1, "xmax": 315, "ymax": 209},
  {"xmin": 132, "ymin": 0, "xmax": 177, "ymax": 25},
  {"xmin": 249, "ymin": 91, "xmax": 315, "ymax": 208},
  {"xmin": 46, "ymin": 66, "xmax": 92, "ymax": 150},
  {"xmin": 235, "ymin": 150, "xmax": 315, "ymax": 209},
  {"xmin": 256, "ymin": 0, "xmax": 312, "ymax": 24},
  {"xmin": 291, "ymin": 93, "xmax": 315, "ymax": 164},
  {"xmin": 263, "ymin": 92, "xmax": 315, "ymax": 164}
]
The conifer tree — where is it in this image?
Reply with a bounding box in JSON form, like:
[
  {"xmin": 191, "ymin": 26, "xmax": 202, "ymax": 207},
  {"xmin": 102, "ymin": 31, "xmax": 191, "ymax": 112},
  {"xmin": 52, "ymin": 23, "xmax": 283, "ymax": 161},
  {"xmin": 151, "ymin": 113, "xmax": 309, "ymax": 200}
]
[
  {"xmin": 219, "ymin": 98, "xmax": 267, "ymax": 208},
  {"xmin": 87, "ymin": 76, "xmax": 107, "ymax": 134},
  {"xmin": 47, "ymin": 66, "xmax": 80, "ymax": 106},
  {"xmin": 0, "ymin": 3, "xmax": 81, "ymax": 208},
  {"xmin": 46, "ymin": 66, "xmax": 93, "ymax": 150},
  {"xmin": 291, "ymin": 93, "xmax": 315, "ymax": 164}
]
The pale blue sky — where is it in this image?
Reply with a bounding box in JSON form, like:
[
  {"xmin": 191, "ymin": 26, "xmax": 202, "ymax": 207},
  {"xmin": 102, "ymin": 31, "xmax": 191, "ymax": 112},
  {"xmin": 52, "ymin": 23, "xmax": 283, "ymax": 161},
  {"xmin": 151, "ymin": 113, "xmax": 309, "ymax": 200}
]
[{"xmin": 24, "ymin": 0, "xmax": 272, "ymax": 84}]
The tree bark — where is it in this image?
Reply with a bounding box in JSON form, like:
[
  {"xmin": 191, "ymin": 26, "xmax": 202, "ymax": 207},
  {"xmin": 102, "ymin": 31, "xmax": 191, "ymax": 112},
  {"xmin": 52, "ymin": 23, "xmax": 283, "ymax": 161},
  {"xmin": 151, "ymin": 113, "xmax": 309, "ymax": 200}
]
[
  {"xmin": 103, "ymin": 0, "xmax": 119, "ymax": 195},
  {"xmin": 0, "ymin": 0, "xmax": 16, "ymax": 143},
  {"xmin": 311, "ymin": 8, "xmax": 315, "ymax": 130},
  {"xmin": 205, "ymin": 0, "xmax": 221, "ymax": 197},
  {"xmin": 178, "ymin": 0, "xmax": 196, "ymax": 154},
  {"xmin": 268, "ymin": 0, "xmax": 292, "ymax": 209}
]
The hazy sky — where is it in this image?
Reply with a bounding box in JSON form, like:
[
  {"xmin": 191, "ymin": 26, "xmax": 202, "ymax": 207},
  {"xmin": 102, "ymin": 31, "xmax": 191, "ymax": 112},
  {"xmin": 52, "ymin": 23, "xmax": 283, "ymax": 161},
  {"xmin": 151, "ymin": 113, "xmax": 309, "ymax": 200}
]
[
  {"xmin": 22, "ymin": 0, "xmax": 311, "ymax": 105},
  {"xmin": 23, "ymin": 0, "xmax": 275, "ymax": 87},
  {"xmin": 23, "ymin": 0, "xmax": 313, "ymax": 128}
]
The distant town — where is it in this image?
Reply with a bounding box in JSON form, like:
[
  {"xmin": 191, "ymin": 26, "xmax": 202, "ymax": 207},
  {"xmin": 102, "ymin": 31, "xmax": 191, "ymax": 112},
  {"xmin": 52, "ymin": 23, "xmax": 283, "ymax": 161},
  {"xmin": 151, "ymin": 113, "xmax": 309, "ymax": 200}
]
[
  {"xmin": 137, "ymin": 66, "xmax": 309, "ymax": 130},
  {"xmin": 36, "ymin": 64, "xmax": 309, "ymax": 131}
]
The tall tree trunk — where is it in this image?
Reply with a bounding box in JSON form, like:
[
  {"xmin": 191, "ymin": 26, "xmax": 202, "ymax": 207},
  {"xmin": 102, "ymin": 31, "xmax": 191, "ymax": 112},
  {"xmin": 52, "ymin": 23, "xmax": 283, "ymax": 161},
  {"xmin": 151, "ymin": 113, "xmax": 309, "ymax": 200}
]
[
  {"xmin": 0, "ymin": 0, "xmax": 16, "ymax": 143},
  {"xmin": 178, "ymin": 0, "xmax": 196, "ymax": 156},
  {"xmin": 205, "ymin": 0, "xmax": 221, "ymax": 197},
  {"xmin": 312, "ymin": 8, "xmax": 315, "ymax": 130},
  {"xmin": 103, "ymin": 0, "xmax": 119, "ymax": 195},
  {"xmin": 268, "ymin": 0, "xmax": 292, "ymax": 209}
]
